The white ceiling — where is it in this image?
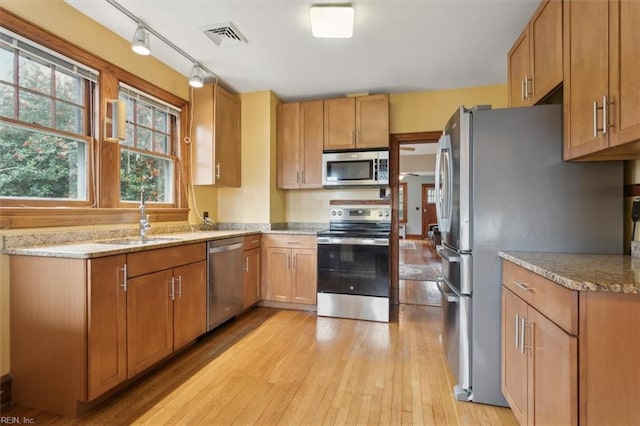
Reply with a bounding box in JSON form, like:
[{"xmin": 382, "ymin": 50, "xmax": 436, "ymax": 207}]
[{"xmin": 65, "ymin": 0, "xmax": 539, "ymax": 102}]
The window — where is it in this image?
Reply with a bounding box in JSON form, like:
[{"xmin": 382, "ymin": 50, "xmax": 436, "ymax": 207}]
[
  {"xmin": 0, "ymin": 29, "xmax": 97, "ymax": 204},
  {"xmin": 118, "ymin": 85, "xmax": 179, "ymax": 205},
  {"xmin": 398, "ymin": 182, "xmax": 408, "ymax": 223}
]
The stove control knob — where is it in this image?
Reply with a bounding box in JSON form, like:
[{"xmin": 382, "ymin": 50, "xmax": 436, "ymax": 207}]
[
  {"xmin": 331, "ymin": 210, "xmax": 337, "ymax": 216},
  {"xmin": 384, "ymin": 211, "xmax": 390, "ymax": 217},
  {"xmin": 377, "ymin": 211, "xmax": 383, "ymax": 217},
  {"xmin": 337, "ymin": 210, "xmax": 343, "ymax": 216}
]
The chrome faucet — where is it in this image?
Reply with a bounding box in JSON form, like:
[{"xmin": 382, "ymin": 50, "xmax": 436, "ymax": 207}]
[{"xmin": 139, "ymin": 187, "xmax": 151, "ymax": 240}]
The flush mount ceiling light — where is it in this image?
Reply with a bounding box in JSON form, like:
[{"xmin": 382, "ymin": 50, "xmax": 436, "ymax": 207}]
[
  {"xmin": 131, "ymin": 24, "xmax": 151, "ymax": 56},
  {"xmin": 310, "ymin": 5, "xmax": 354, "ymax": 38},
  {"xmin": 188, "ymin": 64, "xmax": 204, "ymax": 88}
]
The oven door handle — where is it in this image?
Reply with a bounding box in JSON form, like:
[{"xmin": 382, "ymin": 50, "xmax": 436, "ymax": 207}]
[
  {"xmin": 436, "ymin": 275, "xmax": 460, "ymax": 303},
  {"xmin": 317, "ymin": 237, "xmax": 389, "ymax": 246}
]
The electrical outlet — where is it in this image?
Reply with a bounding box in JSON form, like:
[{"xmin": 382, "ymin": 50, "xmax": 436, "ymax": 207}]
[{"xmin": 203, "ymin": 211, "xmax": 211, "ymax": 223}]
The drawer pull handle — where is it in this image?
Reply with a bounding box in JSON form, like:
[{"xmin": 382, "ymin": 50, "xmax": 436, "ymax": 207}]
[
  {"xmin": 512, "ymin": 280, "xmax": 532, "ymax": 292},
  {"xmin": 521, "ymin": 318, "xmax": 533, "ymax": 354}
]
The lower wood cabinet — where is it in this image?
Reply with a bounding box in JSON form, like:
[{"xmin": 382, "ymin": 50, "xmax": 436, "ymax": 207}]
[
  {"xmin": 501, "ymin": 259, "xmax": 640, "ymax": 425},
  {"xmin": 243, "ymin": 234, "xmax": 261, "ymax": 308},
  {"xmin": 501, "ymin": 286, "xmax": 577, "ymax": 426},
  {"xmin": 127, "ymin": 260, "xmax": 206, "ymax": 377},
  {"xmin": 9, "ymin": 242, "xmax": 207, "ymax": 416},
  {"xmin": 261, "ymin": 234, "xmax": 317, "ymax": 305}
]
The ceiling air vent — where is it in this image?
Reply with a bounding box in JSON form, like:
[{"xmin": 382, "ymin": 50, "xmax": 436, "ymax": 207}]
[{"xmin": 201, "ymin": 22, "xmax": 247, "ymax": 47}]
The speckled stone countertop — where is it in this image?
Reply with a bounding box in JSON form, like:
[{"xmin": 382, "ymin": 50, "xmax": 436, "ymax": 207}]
[
  {"xmin": 2, "ymin": 230, "xmax": 264, "ymax": 259},
  {"xmin": 499, "ymin": 251, "xmax": 640, "ymax": 294}
]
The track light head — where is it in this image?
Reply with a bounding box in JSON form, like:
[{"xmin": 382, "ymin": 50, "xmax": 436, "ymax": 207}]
[
  {"xmin": 131, "ymin": 25, "xmax": 151, "ymax": 56},
  {"xmin": 188, "ymin": 64, "xmax": 204, "ymax": 88}
]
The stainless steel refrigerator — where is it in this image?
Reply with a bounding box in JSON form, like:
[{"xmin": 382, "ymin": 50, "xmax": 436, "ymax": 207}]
[{"xmin": 434, "ymin": 104, "xmax": 623, "ymax": 406}]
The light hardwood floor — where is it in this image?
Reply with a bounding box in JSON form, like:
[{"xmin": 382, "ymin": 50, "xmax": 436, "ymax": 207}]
[
  {"xmin": 399, "ymin": 239, "xmax": 442, "ymax": 306},
  {"xmin": 3, "ymin": 306, "xmax": 516, "ymax": 425}
]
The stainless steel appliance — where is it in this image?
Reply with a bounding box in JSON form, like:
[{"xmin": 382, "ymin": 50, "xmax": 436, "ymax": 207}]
[
  {"xmin": 322, "ymin": 150, "xmax": 389, "ymax": 187},
  {"xmin": 207, "ymin": 237, "xmax": 245, "ymax": 331},
  {"xmin": 435, "ymin": 104, "xmax": 623, "ymax": 406},
  {"xmin": 317, "ymin": 204, "xmax": 391, "ymax": 322}
]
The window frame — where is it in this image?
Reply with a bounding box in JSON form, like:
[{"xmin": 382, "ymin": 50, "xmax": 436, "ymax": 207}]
[{"xmin": 0, "ymin": 9, "xmax": 190, "ymax": 229}]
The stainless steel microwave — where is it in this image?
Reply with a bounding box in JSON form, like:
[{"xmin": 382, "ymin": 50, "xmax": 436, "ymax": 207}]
[{"xmin": 322, "ymin": 150, "xmax": 389, "ymax": 187}]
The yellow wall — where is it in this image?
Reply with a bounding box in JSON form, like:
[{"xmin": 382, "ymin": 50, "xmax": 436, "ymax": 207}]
[
  {"xmin": 269, "ymin": 92, "xmax": 287, "ymax": 223},
  {"xmin": 389, "ymin": 83, "xmax": 508, "ymax": 133},
  {"xmin": 217, "ymin": 91, "xmax": 284, "ymax": 223}
]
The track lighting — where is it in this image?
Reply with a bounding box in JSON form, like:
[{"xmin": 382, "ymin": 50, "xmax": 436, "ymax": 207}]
[
  {"xmin": 107, "ymin": 0, "xmax": 217, "ymax": 87},
  {"xmin": 131, "ymin": 24, "xmax": 150, "ymax": 56},
  {"xmin": 188, "ymin": 64, "xmax": 204, "ymax": 88}
]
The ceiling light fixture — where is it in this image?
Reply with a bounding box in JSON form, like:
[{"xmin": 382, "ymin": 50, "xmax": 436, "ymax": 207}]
[
  {"xmin": 310, "ymin": 5, "xmax": 354, "ymax": 38},
  {"xmin": 106, "ymin": 0, "xmax": 218, "ymax": 87},
  {"xmin": 131, "ymin": 24, "xmax": 151, "ymax": 56},
  {"xmin": 188, "ymin": 64, "xmax": 204, "ymax": 88}
]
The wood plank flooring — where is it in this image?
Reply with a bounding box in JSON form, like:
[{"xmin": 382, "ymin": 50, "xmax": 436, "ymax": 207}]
[
  {"xmin": 2, "ymin": 306, "xmax": 516, "ymax": 425},
  {"xmin": 399, "ymin": 239, "xmax": 442, "ymax": 306}
]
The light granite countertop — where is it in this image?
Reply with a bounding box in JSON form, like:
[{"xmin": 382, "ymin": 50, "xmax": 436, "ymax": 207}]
[
  {"xmin": 499, "ymin": 251, "xmax": 640, "ymax": 294},
  {"xmin": 2, "ymin": 230, "xmax": 263, "ymax": 259}
]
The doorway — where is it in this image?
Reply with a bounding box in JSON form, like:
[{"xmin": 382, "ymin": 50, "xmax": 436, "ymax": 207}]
[
  {"xmin": 389, "ymin": 132, "xmax": 441, "ymax": 307},
  {"xmin": 421, "ymin": 184, "xmax": 437, "ymax": 239}
]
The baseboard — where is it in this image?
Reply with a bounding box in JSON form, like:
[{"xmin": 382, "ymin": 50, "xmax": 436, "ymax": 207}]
[
  {"xmin": 1, "ymin": 374, "xmax": 11, "ymax": 407},
  {"xmin": 258, "ymin": 300, "xmax": 317, "ymax": 312}
]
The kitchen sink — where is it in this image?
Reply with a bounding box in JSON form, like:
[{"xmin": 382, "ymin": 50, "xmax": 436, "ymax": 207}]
[{"xmin": 97, "ymin": 237, "xmax": 182, "ymax": 245}]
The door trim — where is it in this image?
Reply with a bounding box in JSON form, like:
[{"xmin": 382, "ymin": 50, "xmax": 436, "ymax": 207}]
[{"xmin": 390, "ymin": 131, "xmax": 441, "ymax": 306}]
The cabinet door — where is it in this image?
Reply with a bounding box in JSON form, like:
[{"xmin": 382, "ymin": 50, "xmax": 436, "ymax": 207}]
[
  {"xmin": 214, "ymin": 85, "xmax": 241, "ymax": 187},
  {"xmin": 501, "ymin": 288, "xmax": 528, "ymax": 425},
  {"xmin": 173, "ymin": 261, "xmax": 207, "ymax": 350},
  {"xmin": 563, "ymin": 0, "xmax": 610, "ymax": 159},
  {"xmin": 127, "ymin": 269, "xmax": 174, "ymax": 377},
  {"xmin": 609, "ymin": 0, "xmax": 640, "ymax": 148},
  {"xmin": 291, "ymin": 248, "xmax": 317, "ymax": 305},
  {"xmin": 277, "ymin": 102, "xmax": 301, "ymax": 189},
  {"xmin": 88, "ymin": 255, "xmax": 127, "ymax": 400},
  {"xmin": 324, "ymin": 97, "xmax": 356, "ymax": 150},
  {"xmin": 528, "ymin": 307, "xmax": 578, "ymax": 426},
  {"xmin": 508, "ymin": 27, "xmax": 530, "ymax": 107},
  {"xmin": 356, "ymin": 94, "xmax": 389, "ymax": 148},
  {"xmin": 529, "ymin": 0, "xmax": 562, "ymax": 104},
  {"xmin": 243, "ymin": 248, "xmax": 261, "ymax": 308},
  {"xmin": 264, "ymin": 247, "xmax": 292, "ymax": 302},
  {"xmin": 300, "ymin": 100, "xmax": 324, "ymax": 188}
]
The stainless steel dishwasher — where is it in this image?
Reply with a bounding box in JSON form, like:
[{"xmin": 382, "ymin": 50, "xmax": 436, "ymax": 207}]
[{"xmin": 207, "ymin": 237, "xmax": 245, "ymax": 331}]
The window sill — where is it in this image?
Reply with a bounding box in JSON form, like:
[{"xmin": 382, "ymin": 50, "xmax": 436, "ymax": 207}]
[{"xmin": 0, "ymin": 207, "xmax": 189, "ymax": 230}]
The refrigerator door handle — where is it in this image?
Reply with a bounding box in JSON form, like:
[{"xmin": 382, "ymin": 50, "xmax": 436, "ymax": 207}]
[
  {"xmin": 435, "ymin": 133, "xmax": 453, "ymax": 234},
  {"xmin": 436, "ymin": 276, "xmax": 460, "ymax": 303},
  {"xmin": 436, "ymin": 244, "xmax": 460, "ymax": 263}
]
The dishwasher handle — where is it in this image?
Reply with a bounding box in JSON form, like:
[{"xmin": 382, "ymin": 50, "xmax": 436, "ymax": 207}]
[{"xmin": 208, "ymin": 241, "xmax": 244, "ymax": 254}]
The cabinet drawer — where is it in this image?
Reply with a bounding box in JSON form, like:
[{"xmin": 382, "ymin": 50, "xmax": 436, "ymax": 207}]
[
  {"xmin": 244, "ymin": 234, "xmax": 261, "ymax": 250},
  {"xmin": 262, "ymin": 234, "xmax": 317, "ymax": 250},
  {"xmin": 502, "ymin": 260, "xmax": 578, "ymax": 335},
  {"xmin": 127, "ymin": 243, "xmax": 206, "ymax": 278}
]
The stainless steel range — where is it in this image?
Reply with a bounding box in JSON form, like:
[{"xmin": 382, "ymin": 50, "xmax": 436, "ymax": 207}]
[{"xmin": 316, "ymin": 204, "xmax": 390, "ymax": 322}]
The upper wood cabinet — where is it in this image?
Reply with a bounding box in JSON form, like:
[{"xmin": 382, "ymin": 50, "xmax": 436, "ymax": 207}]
[
  {"xmin": 508, "ymin": 0, "xmax": 562, "ymax": 107},
  {"xmin": 277, "ymin": 100, "xmax": 324, "ymax": 189},
  {"xmin": 192, "ymin": 84, "xmax": 241, "ymax": 186},
  {"xmin": 563, "ymin": 0, "xmax": 640, "ymax": 160},
  {"xmin": 324, "ymin": 94, "xmax": 389, "ymax": 150}
]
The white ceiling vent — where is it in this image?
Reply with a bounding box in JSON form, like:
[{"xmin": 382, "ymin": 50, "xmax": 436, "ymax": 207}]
[{"xmin": 200, "ymin": 22, "xmax": 247, "ymax": 47}]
